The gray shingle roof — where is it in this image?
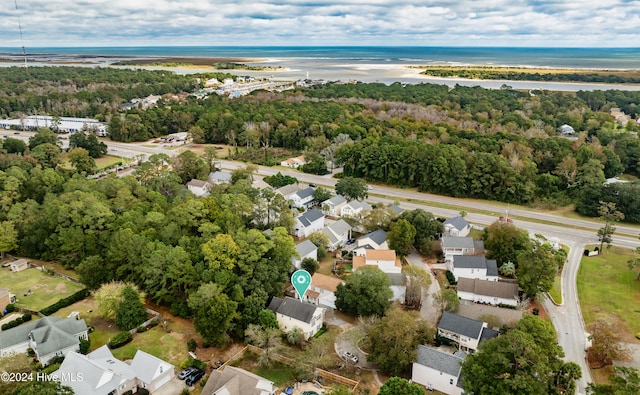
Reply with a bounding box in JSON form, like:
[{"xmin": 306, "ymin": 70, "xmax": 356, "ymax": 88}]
[
  {"xmin": 480, "ymin": 327, "xmax": 500, "ymax": 344},
  {"xmin": 443, "ymin": 216, "xmax": 470, "ymax": 231},
  {"xmin": 362, "ymin": 229, "xmax": 387, "ymax": 245},
  {"xmin": 297, "ymin": 209, "xmax": 324, "ymax": 227},
  {"xmin": 268, "ymin": 296, "xmax": 319, "ymax": 324},
  {"xmin": 486, "ymin": 259, "xmax": 498, "ymax": 277},
  {"xmin": 346, "ymin": 200, "xmax": 371, "ymax": 211},
  {"xmin": 325, "ymin": 195, "xmax": 347, "ymax": 206},
  {"xmin": 202, "ymin": 366, "xmax": 275, "ymax": 395},
  {"xmin": 327, "ymin": 219, "xmax": 351, "ymax": 235},
  {"xmin": 130, "ymin": 349, "xmax": 174, "ymax": 384},
  {"xmin": 438, "ymin": 312, "xmax": 485, "ymax": 340},
  {"xmin": 441, "ymin": 237, "xmax": 475, "ymax": 249},
  {"xmin": 295, "ymin": 187, "xmax": 315, "ymax": 199},
  {"xmin": 456, "ymin": 278, "xmax": 518, "ymax": 299},
  {"xmin": 415, "ymin": 345, "xmax": 465, "ymax": 378},
  {"xmin": 452, "ymin": 255, "xmax": 489, "ymax": 269},
  {"xmin": 0, "ymin": 316, "xmax": 86, "ymax": 356},
  {"xmin": 296, "ymin": 240, "xmax": 318, "ymax": 257},
  {"xmin": 321, "ymin": 228, "xmax": 339, "ymax": 245},
  {"xmin": 209, "ymin": 171, "xmax": 232, "ymax": 183},
  {"xmin": 388, "ymin": 205, "xmax": 403, "ymax": 214}
]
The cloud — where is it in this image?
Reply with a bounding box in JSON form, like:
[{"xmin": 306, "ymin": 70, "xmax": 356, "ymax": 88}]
[{"xmin": 1, "ymin": 0, "xmax": 639, "ymax": 47}]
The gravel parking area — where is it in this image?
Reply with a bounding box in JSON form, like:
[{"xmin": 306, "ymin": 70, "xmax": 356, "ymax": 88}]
[{"xmin": 457, "ymin": 301, "xmax": 523, "ymax": 328}]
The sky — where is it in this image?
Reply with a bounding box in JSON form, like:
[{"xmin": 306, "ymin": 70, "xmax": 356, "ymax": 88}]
[{"xmin": 2, "ymin": 0, "xmax": 640, "ymax": 47}]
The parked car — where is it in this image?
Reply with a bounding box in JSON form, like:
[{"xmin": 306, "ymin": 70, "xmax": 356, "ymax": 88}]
[
  {"xmin": 309, "ymin": 183, "xmax": 317, "ymax": 188},
  {"xmin": 342, "ymin": 351, "xmax": 358, "ymax": 364},
  {"xmin": 186, "ymin": 368, "xmax": 205, "ymax": 386},
  {"xmin": 346, "ymin": 237, "xmax": 356, "ymax": 245},
  {"xmin": 178, "ymin": 367, "xmax": 196, "ymax": 380}
]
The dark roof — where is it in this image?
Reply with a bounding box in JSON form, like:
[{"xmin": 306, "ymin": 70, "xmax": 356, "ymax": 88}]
[
  {"xmin": 268, "ymin": 297, "xmax": 319, "ymax": 324},
  {"xmin": 295, "ymin": 187, "xmax": 315, "ymax": 199},
  {"xmin": 486, "ymin": 259, "xmax": 498, "ymax": 277},
  {"xmin": 443, "ymin": 216, "xmax": 469, "ymax": 231},
  {"xmin": 297, "ymin": 209, "xmax": 324, "ymax": 227},
  {"xmin": 362, "ymin": 229, "xmax": 387, "ymax": 245},
  {"xmin": 453, "ymin": 255, "xmax": 489, "ymax": 269},
  {"xmin": 480, "ymin": 327, "xmax": 500, "ymax": 344},
  {"xmin": 441, "ymin": 237, "xmax": 475, "ymax": 249},
  {"xmin": 388, "ymin": 205, "xmax": 403, "ymax": 214},
  {"xmin": 438, "ymin": 312, "xmax": 484, "ymax": 340},
  {"xmin": 415, "ymin": 345, "xmax": 465, "ymax": 378},
  {"xmin": 295, "ymin": 240, "xmax": 317, "ymax": 258},
  {"xmin": 456, "ymin": 278, "xmax": 518, "ymax": 299},
  {"xmin": 473, "ymin": 240, "xmax": 485, "ymax": 250}
]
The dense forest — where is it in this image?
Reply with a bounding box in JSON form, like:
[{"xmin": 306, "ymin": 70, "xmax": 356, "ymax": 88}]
[{"xmin": 1, "ymin": 66, "xmax": 640, "ymax": 220}]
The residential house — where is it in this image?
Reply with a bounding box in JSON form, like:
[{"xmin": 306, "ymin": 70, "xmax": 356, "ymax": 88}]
[
  {"xmin": 321, "ymin": 219, "xmax": 352, "ymax": 251},
  {"xmin": 280, "ymin": 155, "xmax": 306, "ymax": 168},
  {"xmin": 130, "ymin": 349, "xmax": 176, "ymax": 393},
  {"xmin": 450, "ymin": 256, "xmax": 498, "ymax": 282},
  {"xmin": 559, "ymin": 124, "xmax": 576, "ymax": 135},
  {"xmin": 209, "ymin": 171, "xmax": 232, "ymax": 185},
  {"xmin": 202, "ymin": 366, "xmax": 277, "ymax": 395},
  {"xmin": 290, "ymin": 187, "xmax": 316, "ymax": 209},
  {"xmin": 354, "ymin": 229, "xmax": 388, "ymax": 256},
  {"xmin": 293, "ymin": 209, "xmax": 325, "ymax": 238},
  {"xmin": 388, "ymin": 205, "xmax": 403, "ymax": 215},
  {"xmin": 412, "ymin": 345, "xmax": 466, "ymax": 395},
  {"xmin": 388, "ymin": 273, "xmax": 407, "ymax": 303},
  {"xmin": 341, "ymin": 200, "xmax": 372, "ymax": 217},
  {"xmin": 456, "ymin": 278, "xmax": 519, "ymax": 307},
  {"xmin": 10, "ymin": 259, "xmax": 29, "ymax": 272},
  {"xmin": 441, "ymin": 237, "xmax": 483, "ymax": 262},
  {"xmin": 443, "ymin": 216, "xmax": 471, "ymax": 237},
  {"xmin": 305, "ymin": 273, "xmax": 343, "ymax": 309},
  {"xmin": 437, "ymin": 312, "xmax": 498, "ymax": 352},
  {"xmin": 0, "ymin": 288, "xmax": 16, "ymax": 312},
  {"xmin": 352, "ymin": 250, "xmax": 401, "ymax": 274},
  {"xmin": 322, "ymin": 195, "xmax": 347, "ymax": 216},
  {"xmin": 292, "ymin": 240, "xmax": 318, "ymax": 270},
  {"xmin": 0, "ymin": 316, "xmax": 88, "ymax": 365},
  {"xmin": 275, "ymin": 184, "xmax": 304, "ymax": 201},
  {"xmin": 186, "ymin": 179, "xmax": 210, "ymax": 197},
  {"xmin": 268, "ymin": 297, "xmax": 325, "ymax": 339}
]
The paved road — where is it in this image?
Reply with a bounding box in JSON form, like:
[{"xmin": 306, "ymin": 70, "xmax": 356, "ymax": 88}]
[{"xmin": 405, "ymin": 250, "xmax": 441, "ymax": 327}]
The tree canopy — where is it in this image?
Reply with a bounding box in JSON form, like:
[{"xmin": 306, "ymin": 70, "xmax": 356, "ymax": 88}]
[
  {"xmin": 378, "ymin": 377, "xmax": 426, "ymax": 395},
  {"xmin": 335, "ymin": 266, "xmax": 392, "ymax": 316},
  {"xmin": 335, "ymin": 177, "xmax": 368, "ymax": 201}
]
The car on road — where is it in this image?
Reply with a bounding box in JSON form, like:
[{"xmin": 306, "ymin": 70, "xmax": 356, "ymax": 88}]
[
  {"xmin": 342, "ymin": 351, "xmax": 358, "ymax": 364},
  {"xmin": 309, "ymin": 183, "xmax": 317, "ymax": 188},
  {"xmin": 186, "ymin": 368, "xmax": 205, "ymax": 386},
  {"xmin": 346, "ymin": 237, "xmax": 356, "ymax": 245},
  {"xmin": 367, "ymin": 185, "xmax": 374, "ymax": 190},
  {"xmin": 178, "ymin": 367, "xmax": 196, "ymax": 380}
]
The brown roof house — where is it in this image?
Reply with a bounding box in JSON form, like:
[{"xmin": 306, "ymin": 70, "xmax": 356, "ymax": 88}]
[
  {"xmin": 456, "ymin": 278, "xmax": 519, "ymax": 307},
  {"xmin": 202, "ymin": 366, "xmax": 277, "ymax": 395},
  {"xmin": 303, "ymin": 273, "xmax": 344, "ymax": 309}
]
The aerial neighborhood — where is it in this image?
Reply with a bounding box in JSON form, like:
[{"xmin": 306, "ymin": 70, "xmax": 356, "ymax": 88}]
[{"xmin": 1, "ymin": 64, "xmax": 640, "ymax": 395}]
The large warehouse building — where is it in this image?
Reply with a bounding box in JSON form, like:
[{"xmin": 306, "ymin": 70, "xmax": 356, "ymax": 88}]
[{"xmin": 0, "ymin": 115, "xmax": 107, "ymax": 135}]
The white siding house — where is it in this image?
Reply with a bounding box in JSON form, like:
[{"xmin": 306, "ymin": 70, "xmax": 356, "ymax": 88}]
[
  {"xmin": 341, "ymin": 200, "xmax": 372, "ymax": 217},
  {"xmin": 293, "ymin": 209, "xmax": 325, "ymax": 238},
  {"xmin": 352, "ymin": 250, "xmax": 401, "ymax": 274},
  {"xmin": 412, "ymin": 345, "xmax": 466, "ymax": 395},
  {"xmin": 321, "ymin": 195, "xmax": 347, "ymax": 216},
  {"xmin": 186, "ymin": 179, "xmax": 210, "ymax": 197},
  {"xmin": 437, "ymin": 312, "xmax": 499, "ymax": 352},
  {"xmin": 290, "ymin": 187, "xmax": 316, "ymax": 209},
  {"xmin": 450, "ymin": 256, "xmax": 499, "ymax": 282},
  {"xmin": 268, "ymin": 297, "xmax": 325, "ymax": 340},
  {"xmin": 443, "ymin": 216, "xmax": 471, "ymax": 237},
  {"xmin": 321, "ymin": 219, "xmax": 352, "ymax": 251},
  {"xmin": 441, "ymin": 237, "xmax": 483, "ymax": 262},
  {"xmin": 306, "ymin": 273, "xmax": 343, "ymax": 309},
  {"xmin": 292, "ymin": 240, "xmax": 318, "ymax": 269}
]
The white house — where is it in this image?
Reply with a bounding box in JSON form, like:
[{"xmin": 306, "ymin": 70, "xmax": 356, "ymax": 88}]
[
  {"xmin": 54, "ymin": 346, "xmax": 175, "ymax": 395},
  {"xmin": 268, "ymin": 297, "xmax": 325, "ymax": 340},
  {"xmin": 352, "ymin": 249, "xmax": 401, "ymax": 274},
  {"xmin": 280, "ymin": 155, "xmax": 306, "ymax": 168},
  {"xmin": 321, "ymin": 219, "xmax": 352, "ymax": 251},
  {"xmin": 9, "ymin": 259, "xmax": 29, "ymax": 272},
  {"xmin": 559, "ymin": 124, "xmax": 576, "ymax": 135},
  {"xmin": 0, "ymin": 316, "xmax": 88, "ymax": 365},
  {"xmin": 443, "ymin": 216, "xmax": 471, "ymax": 237},
  {"xmin": 305, "ymin": 273, "xmax": 343, "ymax": 309},
  {"xmin": 202, "ymin": 366, "xmax": 277, "ymax": 395},
  {"xmin": 275, "ymin": 184, "xmax": 304, "ymax": 201},
  {"xmin": 441, "ymin": 237, "xmax": 483, "ymax": 262},
  {"xmin": 388, "ymin": 273, "xmax": 407, "ymax": 303},
  {"xmin": 354, "ymin": 229, "xmax": 388, "ymax": 256},
  {"xmin": 186, "ymin": 179, "xmax": 210, "ymax": 197},
  {"xmin": 456, "ymin": 278, "xmax": 519, "ymax": 307},
  {"xmin": 341, "ymin": 200, "xmax": 372, "ymax": 217},
  {"xmin": 292, "ymin": 240, "xmax": 318, "ymax": 269},
  {"xmin": 322, "ymin": 195, "xmax": 347, "ymax": 216},
  {"xmin": 437, "ymin": 312, "xmax": 499, "ymax": 352},
  {"xmin": 412, "ymin": 345, "xmax": 466, "ymax": 395},
  {"xmin": 290, "ymin": 187, "xmax": 316, "ymax": 209},
  {"xmin": 209, "ymin": 171, "xmax": 232, "ymax": 185},
  {"xmin": 450, "ymin": 256, "xmax": 499, "ymax": 282},
  {"xmin": 293, "ymin": 209, "xmax": 325, "ymax": 238}
]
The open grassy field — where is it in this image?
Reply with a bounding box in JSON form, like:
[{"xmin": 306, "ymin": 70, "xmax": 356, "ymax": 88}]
[
  {"xmin": 0, "ymin": 267, "xmax": 84, "ymax": 311},
  {"xmin": 577, "ymin": 246, "xmax": 640, "ymax": 337},
  {"xmin": 549, "ymin": 275, "xmax": 563, "ymax": 305},
  {"xmin": 60, "ymin": 154, "xmax": 132, "ymax": 171}
]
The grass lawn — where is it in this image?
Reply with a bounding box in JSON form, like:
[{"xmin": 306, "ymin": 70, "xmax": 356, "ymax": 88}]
[
  {"xmin": 60, "ymin": 154, "xmax": 132, "ymax": 170},
  {"xmin": 0, "ymin": 267, "xmax": 84, "ymax": 311},
  {"xmin": 255, "ymin": 362, "xmax": 296, "ymax": 387},
  {"xmin": 317, "ymin": 255, "xmax": 337, "ymax": 276},
  {"xmin": 577, "ymin": 245, "xmax": 640, "ymax": 336},
  {"xmin": 548, "ymin": 274, "xmax": 563, "ymax": 304}
]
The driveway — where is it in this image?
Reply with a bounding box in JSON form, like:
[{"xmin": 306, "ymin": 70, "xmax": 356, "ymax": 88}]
[
  {"xmin": 405, "ymin": 250, "xmax": 441, "ymax": 327},
  {"xmin": 334, "ymin": 326, "xmax": 377, "ymax": 370},
  {"xmin": 153, "ymin": 376, "xmax": 187, "ymax": 395}
]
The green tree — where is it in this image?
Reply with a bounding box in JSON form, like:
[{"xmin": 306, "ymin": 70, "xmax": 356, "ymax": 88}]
[
  {"xmin": 28, "ymin": 128, "xmax": 59, "ymax": 149},
  {"xmin": 188, "ymin": 125, "xmax": 205, "ymax": 144},
  {"xmin": 11, "ymin": 380, "xmax": 74, "ymax": 395},
  {"xmin": 307, "ymin": 231, "xmax": 330, "ymax": 259},
  {"xmin": 335, "ymin": 266, "xmax": 392, "ymax": 316},
  {"xmin": 76, "ymin": 255, "xmax": 112, "ymax": 289},
  {"xmin": 378, "ymin": 377, "xmax": 426, "ymax": 395},
  {"xmin": 335, "ymin": 177, "xmax": 368, "ymax": 201},
  {"xmin": 325, "ymin": 385, "xmax": 354, "ymax": 395},
  {"xmin": 263, "ymin": 172, "xmax": 298, "ymax": 188},
  {"xmin": 628, "ymin": 234, "xmax": 640, "ymax": 280},
  {"xmin": 30, "ymin": 143, "xmax": 62, "ymax": 168},
  {"xmin": 2, "ymin": 138, "xmax": 27, "ymax": 154},
  {"xmin": 363, "ymin": 308, "xmax": 434, "ymax": 375},
  {"xmin": 68, "ymin": 147, "xmax": 96, "ymax": 174},
  {"xmin": 483, "ymin": 221, "xmax": 532, "ymax": 267},
  {"xmin": 115, "ymin": 284, "xmax": 148, "ymax": 331},
  {"xmin": 188, "ymin": 283, "xmax": 238, "ymax": 346},
  {"xmin": 597, "ymin": 201, "xmax": 624, "ymax": 251},
  {"xmin": 312, "ymin": 186, "xmax": 332, "ymax": 203},
  {"xmin": 432, "ymin": 288, "xmax": 460, "ymax": 312},
  {"xmin": 387, "ymin": 218, "xmax": 416, "ymax": 257},
  {"xmin": 69, "ymin": 132, "xmax": 108, "ymax": 158},
  {"xmin": 257, "ymin": 309, "xmax": 279, "ymax": 329},
  {"xmin": 94, "ymin": 282, "xmax": 145, "ymax": 320},
  {"xmin": 516, "ymin": 241, "xmax": 559, "ymax": 298},
  {"xmin": 286, "ymin": 327, "xmax": 305, "ymax": 346},
  {"xmin": 301, "ymin": 257, "xmax": 319, "ymax": 275},
  {"xmin": 499, "ymin": 261, "xmax": 516, "ymax": 277},
  {"xmin": 244, "ymin": 324, "xmax": 284, "ymax": 366},
  {"xmin": 301, "ymin": 151, "xmax": 328, "ymax": 175},
  {"xmin": 172, "ymin": 150, "xmax": 209, "ymax": 183},
  {"xmin": 201, "ymin": 233, "xmax": 240, "ymax": 270},
  {"xmin": 231, "ymin": 164, "xmax": 257, "ymax": 184},
  {"xmin": 587, "ymin": 367, "xmax": 640, "ymax": 395},
  {"xmin": 0, "ymin": 221, "xmax": 18, "ymax": 258},
  {"xmin": 400, "ymin": 209, "xmax": 443, "ymax": 253}
]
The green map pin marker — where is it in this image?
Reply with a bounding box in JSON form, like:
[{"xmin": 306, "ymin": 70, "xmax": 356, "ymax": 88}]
[{"xmin": 291, "ymin": 269, "xmax": 312, "ymax": 301}]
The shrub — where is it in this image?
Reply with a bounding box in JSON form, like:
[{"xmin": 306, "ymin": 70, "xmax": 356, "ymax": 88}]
[
  {"xmin": 148, "ymin": 319, "xmax": 159, "ymax": 328},
  {"xmin": 533, "ymin": 308, "xmax": 540, "ymax": 315},
  {"xmin": 79, "ymin": 338, "xmax": 91, "ymax": 354},
  {"xmin": 41, "ymin": 288, "xmax": 89, "ymax": 316},
  {"xmin": 137, "ymin": 325, "xmax": 147, "ymax": 333},
  {"xmin": 5, "ymin": 303, "xmax": 15, "ymax": 313},
  {"xmin": 313, "ymin": 325, "xmax": 328, "ymax": 338},
  {"xmin": 445, "ymin": 270, "xmax": 457, "ymax": 285},
  {"xmin": 108, "ymin": 331, "xmax": 133, "ymax": 349},
  {"xmin": 636, "ymin": 332, "xmax": 640, "ymax": 339},
  {"xmin": 187, "ymin": 339, "xmax": 197, "ymax": 352},
  {"xmin": 21, "ymin": 313, "xmax": 32, "ymax": 322}
]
